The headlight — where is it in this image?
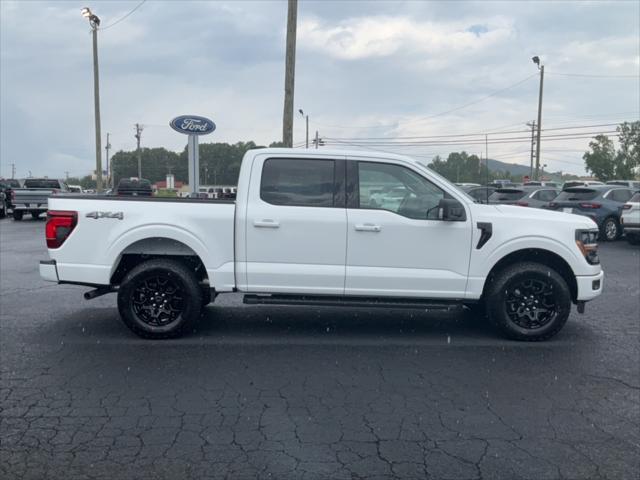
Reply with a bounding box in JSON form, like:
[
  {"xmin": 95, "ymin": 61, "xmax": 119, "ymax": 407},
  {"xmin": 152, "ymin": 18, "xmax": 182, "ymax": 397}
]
[{"xmin": 575, "ymin": 229, "xmax": 599, "ymax": 265}]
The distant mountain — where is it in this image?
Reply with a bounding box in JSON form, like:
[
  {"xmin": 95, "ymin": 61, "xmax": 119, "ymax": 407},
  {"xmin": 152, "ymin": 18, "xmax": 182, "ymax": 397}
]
[{"xmin": 486, "ymin": 158, "xmax": 532, "ymax": 177}]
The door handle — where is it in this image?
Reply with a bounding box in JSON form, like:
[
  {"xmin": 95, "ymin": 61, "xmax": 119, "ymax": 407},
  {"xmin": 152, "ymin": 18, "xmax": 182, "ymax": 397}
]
[
  {"xmin": 354, "ymin": 223, "xmax": 381, "ymax": 232},
  {"xmin": 254, "ymin": 219, "xmax": 280, "ymax": 228}
]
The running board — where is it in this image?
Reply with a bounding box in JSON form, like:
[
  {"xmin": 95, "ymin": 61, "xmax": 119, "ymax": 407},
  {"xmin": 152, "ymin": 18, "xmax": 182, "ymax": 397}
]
[{"xmin": 243, "ymin": 294, "xmax": 465, "ymax": 311}]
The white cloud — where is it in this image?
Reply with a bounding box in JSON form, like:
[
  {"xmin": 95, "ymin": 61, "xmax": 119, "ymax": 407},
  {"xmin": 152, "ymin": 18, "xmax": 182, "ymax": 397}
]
[{"xmin": 298, "ymin": 15, "xmax": 515, "ymax": 62}]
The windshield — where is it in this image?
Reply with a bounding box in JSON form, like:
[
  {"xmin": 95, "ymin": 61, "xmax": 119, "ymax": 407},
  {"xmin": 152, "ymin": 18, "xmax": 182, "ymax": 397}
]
[{"xmin": 555, "ymin": 189, "xmax": 599, "ymax": 201}]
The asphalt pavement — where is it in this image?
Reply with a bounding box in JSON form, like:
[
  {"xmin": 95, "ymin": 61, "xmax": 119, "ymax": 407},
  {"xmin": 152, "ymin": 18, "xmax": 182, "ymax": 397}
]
[{"xmin": 1, "ymin": 218, "xmax": 639, "ymax": 480}]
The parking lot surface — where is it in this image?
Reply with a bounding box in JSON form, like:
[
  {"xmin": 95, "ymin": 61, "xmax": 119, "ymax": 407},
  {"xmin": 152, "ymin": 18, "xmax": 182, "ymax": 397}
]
[{"xmin": 1, "ymin": 218, "xmax": 639, "ymax": 479}]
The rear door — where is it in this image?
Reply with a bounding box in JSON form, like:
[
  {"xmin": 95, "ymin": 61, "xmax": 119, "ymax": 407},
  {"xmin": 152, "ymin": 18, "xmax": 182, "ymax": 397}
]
[
  {"xmin": 344, "ymin": 159, "xmax": 472, "ymax": 298},
  {"xmin": 244, "ymin": 156, "xmax": 347, "ymax": 294}
]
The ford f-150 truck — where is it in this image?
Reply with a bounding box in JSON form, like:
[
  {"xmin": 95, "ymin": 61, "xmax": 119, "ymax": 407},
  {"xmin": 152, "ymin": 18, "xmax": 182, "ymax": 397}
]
[{"xmin": 40, "ymin": 148, "xmax": 603, "ymax": 341}]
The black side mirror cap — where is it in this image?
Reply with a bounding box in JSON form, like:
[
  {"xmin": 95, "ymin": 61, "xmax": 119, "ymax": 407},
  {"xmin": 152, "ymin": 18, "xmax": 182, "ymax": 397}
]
[{"xmin": 438, "ymin": 198, "xmax": 467, "ymax": 221}]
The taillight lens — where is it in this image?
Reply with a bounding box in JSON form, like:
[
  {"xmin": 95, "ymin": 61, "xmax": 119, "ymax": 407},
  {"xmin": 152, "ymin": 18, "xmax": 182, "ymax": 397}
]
[
  {"xmin": 46, "ymin": 210, "xmax": 77, "ymax": 249},
  {"xmin": 548, "ymin": 202, "xmax": 557, "ymax": 209},
  {"xmin": 622, "ymin": 204, "xmax": 632, "ymax": 210},
  {"xmin": 579, "ymin": 202, "xmax": 602, "ymax": 209}
]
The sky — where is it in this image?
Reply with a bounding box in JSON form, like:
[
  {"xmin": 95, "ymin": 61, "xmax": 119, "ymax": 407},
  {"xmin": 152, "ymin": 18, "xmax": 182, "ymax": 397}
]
[{"xmin": 1, "ymin": 0, "xmax": 639, "ymax": 179}]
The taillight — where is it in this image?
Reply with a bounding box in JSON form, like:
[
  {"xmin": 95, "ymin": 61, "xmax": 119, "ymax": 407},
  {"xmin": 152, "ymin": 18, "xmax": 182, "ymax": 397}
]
[
  {"xmin": 10, "ymin": 190, "xmax": 15, "ymax": 200},
  {"xmin": 579, "ymin": 202, "xmax": 602, "ymax": 209},
  {"xmin": 622, "ymin": 204, "xmax": 632, "ymax": 210},
  {"xmin": 516, "ymin": 201, "xmax": 529, "ymax": 207},
  {"xmin": 46, "ymin": 210, "xmax": 77, "ymax": 249}
]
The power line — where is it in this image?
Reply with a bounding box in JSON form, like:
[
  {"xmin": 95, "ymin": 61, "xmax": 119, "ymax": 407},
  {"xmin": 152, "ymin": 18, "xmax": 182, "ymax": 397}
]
[
  {"xmin": 315, "ymin": 73, "xmax": 539, "ymax": 130},
  {"xmin": 99, "ymin": 0, "xmax": 147, "ymax": 31},
  {"xmin": 547, "ymin": 72, "xmax": 640, "ymax": 79}
]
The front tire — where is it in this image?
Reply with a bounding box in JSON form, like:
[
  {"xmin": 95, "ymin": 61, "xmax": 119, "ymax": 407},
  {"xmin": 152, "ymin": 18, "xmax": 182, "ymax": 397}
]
[
  {"xmin": 485, "ymin": 262, "xmax": 571, "ymax": 341},
  {"xmin": 31, "ymin": 211, "xmax": 41, "ymax": 220},
  {"xmin": 12, "ymin": 210, "xmax": 23, "ymax": 221},
  {"xmin": 117, "ymin": 258, "xmax": 203, "ymax": 339},
  {"xmin": 601, "ymin": 217, "xmax": 620, "ymax": 241}
]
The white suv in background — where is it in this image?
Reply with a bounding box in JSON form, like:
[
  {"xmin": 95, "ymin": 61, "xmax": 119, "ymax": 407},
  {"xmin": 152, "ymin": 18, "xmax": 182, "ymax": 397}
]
[{"xmin": 621, "ymin": 191, "xmax": 640, "ymax": 245}]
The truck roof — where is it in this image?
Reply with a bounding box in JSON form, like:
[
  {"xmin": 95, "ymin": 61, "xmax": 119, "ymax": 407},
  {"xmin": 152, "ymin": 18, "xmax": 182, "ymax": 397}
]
[{"xmin": 247, "ymin": 147, "xmax": 420, "ymax": 164}]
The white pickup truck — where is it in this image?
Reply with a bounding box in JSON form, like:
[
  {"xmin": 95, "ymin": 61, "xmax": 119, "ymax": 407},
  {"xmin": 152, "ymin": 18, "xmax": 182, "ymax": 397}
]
[{"xmin": 40, "ymin": 148, "xmax": 603, "ymax": 341}]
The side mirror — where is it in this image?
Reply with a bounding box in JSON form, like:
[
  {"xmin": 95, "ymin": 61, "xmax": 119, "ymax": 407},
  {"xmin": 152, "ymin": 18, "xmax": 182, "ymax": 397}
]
[{"xmin": 438, "ymin": 198, "xmax": 466, "ymax": 221}]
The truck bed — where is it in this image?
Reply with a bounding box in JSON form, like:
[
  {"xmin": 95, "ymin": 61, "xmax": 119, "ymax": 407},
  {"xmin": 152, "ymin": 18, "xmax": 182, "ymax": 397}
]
[{"xmin": 45, "ymin": 195, "xmax": 237, "ymax": 289}]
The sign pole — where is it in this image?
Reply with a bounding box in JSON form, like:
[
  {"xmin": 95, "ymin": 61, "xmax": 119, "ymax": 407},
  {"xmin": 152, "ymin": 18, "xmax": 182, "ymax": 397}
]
[
  {"xmin": 169, "ymin": 115, "xmax": 215, "ymax": 196},
  {"xmin": 187, "ymin": 134, "xmax": 201, "ymax": 195}
]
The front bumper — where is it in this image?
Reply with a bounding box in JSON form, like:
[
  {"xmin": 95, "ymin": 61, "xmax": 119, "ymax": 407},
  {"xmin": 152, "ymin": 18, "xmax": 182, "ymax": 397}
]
[
  {"xmin": 575, "ymin": 270, "xmax": 604, "ymax": 301},
  {"xmin": 40, "ymin": 260, "xmax": 59, "ymax": 282}
]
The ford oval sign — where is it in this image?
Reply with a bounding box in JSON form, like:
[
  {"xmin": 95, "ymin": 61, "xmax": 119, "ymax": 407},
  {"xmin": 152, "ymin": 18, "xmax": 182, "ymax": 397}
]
[{"xmin": 170, "ymin": 115, "xmax": 216, "ymax": 135}]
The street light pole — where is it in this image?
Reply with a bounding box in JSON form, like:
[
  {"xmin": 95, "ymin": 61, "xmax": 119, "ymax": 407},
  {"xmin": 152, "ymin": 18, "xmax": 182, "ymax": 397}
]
[
  {"xmin": 526, "ymin": 121, "xmax": 535, "ymax": 179},
  {"xmin": 532, "ymin": 56, "xmax": 544, "ymax": 180},
  {"xmin": 105, "ymin": 132, "xmax": 111, "ymax": 188},
  {"xmin": 82, "ymin": 7, "xmax": 103, "ymax": 192}
]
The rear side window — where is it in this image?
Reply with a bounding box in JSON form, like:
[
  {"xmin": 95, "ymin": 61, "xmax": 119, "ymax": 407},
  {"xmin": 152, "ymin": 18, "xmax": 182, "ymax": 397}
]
[
  {"xmin": 556, "ymin": 189, "xmax": 598, "ymax": 201},
  {"xmin": 261, "ymin": 158, "xmax": 335, "ymax": 207},
  {"xmin": 609, "ymin": 189, "xmax": 632, "ymax": 203},
  {"xmin": 489, "ymin": 189, "xmax": 527, "ymax": 201},
  {"xmin": 630, "ymin": 193, "xmax": 640, "ymax": 202}
]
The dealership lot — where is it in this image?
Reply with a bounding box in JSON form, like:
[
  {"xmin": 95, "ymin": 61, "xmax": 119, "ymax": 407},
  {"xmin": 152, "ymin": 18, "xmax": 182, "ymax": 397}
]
[{"xmin": 1, "ymin": 219, "xmax": 638, "ymax": 479}]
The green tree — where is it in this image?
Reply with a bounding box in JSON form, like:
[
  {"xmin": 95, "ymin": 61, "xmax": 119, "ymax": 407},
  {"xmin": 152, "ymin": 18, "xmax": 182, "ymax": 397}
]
[
  {"xmin": 616, "ymin": 121, "xmax": 640, "ymax": 178},
  {"xmin": 583, "ymin": 135, "xmax": 616, "ymax": 181}
]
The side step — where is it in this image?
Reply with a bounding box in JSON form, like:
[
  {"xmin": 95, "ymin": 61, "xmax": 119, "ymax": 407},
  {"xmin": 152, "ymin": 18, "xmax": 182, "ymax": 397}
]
[{"xmin": 243, "ymin": 294, "xmax": 465, "ymax": 311}]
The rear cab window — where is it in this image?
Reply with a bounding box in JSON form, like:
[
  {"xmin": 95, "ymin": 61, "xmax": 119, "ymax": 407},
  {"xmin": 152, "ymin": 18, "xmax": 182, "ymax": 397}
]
[{"xmin": 24, "ymin": 179, "xmax": 62, "ymax": 189}]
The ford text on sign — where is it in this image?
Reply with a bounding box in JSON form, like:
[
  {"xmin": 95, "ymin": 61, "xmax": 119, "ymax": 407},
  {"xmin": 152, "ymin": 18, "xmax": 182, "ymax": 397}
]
[{"xmin": 170, "ymin": 115, "xmax": 216, "ymax": 135}]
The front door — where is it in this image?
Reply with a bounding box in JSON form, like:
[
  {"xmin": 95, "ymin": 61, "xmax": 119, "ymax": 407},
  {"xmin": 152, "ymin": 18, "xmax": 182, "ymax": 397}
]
[
  {"xmin": 345, "ymin": 159, "xmax": 473, "ymax": 298},
  {"xmin": 245, "ymin": 156, "xmax": 347, "ymax": 294}
]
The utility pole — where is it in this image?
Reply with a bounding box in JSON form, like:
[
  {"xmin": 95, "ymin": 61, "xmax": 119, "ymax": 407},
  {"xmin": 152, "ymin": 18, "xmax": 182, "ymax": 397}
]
[
  {"xmin": 282, "ymin": 0, "xmax": 297, "ymax": 147},
  {"xmin": 485, "ymin": 134, "xmax": 489, "ymax": 186},
  {"xmin": 64, "ymin": 171, "xmax": 69, "ymax": 180},
  {"xmin": 105, "ymin": 132, "xmax": 111, "ymax": 188},
  {"xmin": 134, "ymin": 124, "xmax": 143, "ymax": 179},
  {"xmin": 11, "ymin": 163, "xmax": 16, "ymax": 179},
  {"xmin": 526, "ymin": 121, "xmax": 535, "ymax": 179},
  {"xmin": 314, "ymin": 130, "xmax": 319, "ymax": 149},
  {"xmin": 81, "ymin": 8, "xmax": 103, "ymax": 192},
  {"xmin": 532, "ymin": 56, "xmax": 544, "ymax": 180}
]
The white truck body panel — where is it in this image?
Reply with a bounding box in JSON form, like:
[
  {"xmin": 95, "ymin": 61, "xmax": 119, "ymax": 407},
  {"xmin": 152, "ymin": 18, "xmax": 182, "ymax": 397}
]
[{"xmin": 42, "ymin": 148, "xmax": 603, "ymax": 303}]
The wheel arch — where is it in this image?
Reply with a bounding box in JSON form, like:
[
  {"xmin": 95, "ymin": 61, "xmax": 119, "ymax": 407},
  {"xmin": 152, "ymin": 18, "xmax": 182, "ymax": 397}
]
[
  {"xmin": 110, "ymin": 237, "xmax": 208, "ymax": 286},
  {"xmin": 482, "ymin": 248, "xmax": 578, "ymax": 303}
]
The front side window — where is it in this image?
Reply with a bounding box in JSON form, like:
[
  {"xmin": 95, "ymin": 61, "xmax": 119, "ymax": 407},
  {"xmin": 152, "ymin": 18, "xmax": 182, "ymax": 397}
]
[
  {"xmin": 261, "ymin": 158, "xmax": 335, "ymax": 207},
  {"xmin": 357, "ymin": 162, "xmax": 445, "ymax": 220}
]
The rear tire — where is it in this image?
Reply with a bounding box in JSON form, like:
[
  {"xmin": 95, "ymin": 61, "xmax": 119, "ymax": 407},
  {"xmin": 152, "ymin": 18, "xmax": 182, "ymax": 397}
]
[
  {"xmin": 601, "ymin": 217, "xmax": 620, "ymax": 241},
  {"xmin": 485, "ymin": 262, "xmax": 571, "ymax": 341},
  {"xmin": 12, "ymin": 210, "xmax": 23, "ymax": 221},
  {"xmin": 117, "ymin": 258, "xmax": 202, "ymax": 339},
  {"xmin": 31, "ymin": 211, "xmax": 41, "ymax": 220}
]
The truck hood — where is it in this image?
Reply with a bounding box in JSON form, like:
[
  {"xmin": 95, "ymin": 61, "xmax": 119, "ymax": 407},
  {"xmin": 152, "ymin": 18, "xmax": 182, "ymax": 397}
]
[
  {"xmin": 492, "ymin": 203, "xmax": 597, "ymax": 229},
  {"xmin": 469, "ymin": 203, "xmax": 596, "ymax": 229}
]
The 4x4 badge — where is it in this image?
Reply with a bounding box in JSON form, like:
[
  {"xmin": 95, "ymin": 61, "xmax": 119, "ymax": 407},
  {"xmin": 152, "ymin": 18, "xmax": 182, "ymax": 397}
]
[{"xmin": 86, "ymin": 211, "xmax": 123, "ymax": 220}]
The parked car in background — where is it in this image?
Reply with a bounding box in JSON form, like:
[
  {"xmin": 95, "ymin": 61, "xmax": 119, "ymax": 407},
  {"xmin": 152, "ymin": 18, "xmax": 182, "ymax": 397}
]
[
  {"xmin": 0, "ymin": 190, "xmax": 5, "ymax": 218},
  {"xmin": 11, "ymin": 178, "xmax": 69, "ymax": 220},
  {"xmin": 489, "ymin": 186, "xmax": 559, "ymax": 209},
  {"xmin": 67, "ymin": 185, "xmax": 83, "ymax": 193},
  {"xmin": 546, "ymin": 186, "xmax": 635, "ymax": 241},
  {"xmin": 0, "ymin": 178, "xmax": 21, "ymax": 212},
  {"xmin": 562, "ymin": 180, "xmax": 604, "ymax": 189},
  {"xmin": 606, "ymin": 180, "xmax": 640, "ymax": 190},
  {"xmin": 116, "ymin": 178, "xmax": 153, "ymax": 197},
  {"xmin": 620, "ymin": 192, "xmax": 640, "ymax": 245},
  {"xmin": 458, "ymin": 184, "xmax": 495, "ymax": 204},
  {"xmin": 490, "ymin": 179, "xmax": 513, "ymax": 188}
]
